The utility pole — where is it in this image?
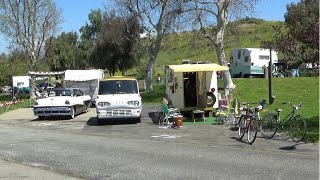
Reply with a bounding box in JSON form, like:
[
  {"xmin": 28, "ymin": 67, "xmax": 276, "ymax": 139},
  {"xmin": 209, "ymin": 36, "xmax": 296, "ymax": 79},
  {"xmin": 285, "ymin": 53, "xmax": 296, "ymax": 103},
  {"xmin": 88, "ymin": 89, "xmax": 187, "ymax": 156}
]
[{"xmin": 269, "ymin": 49, "xmax": 275, "ymax": 104}]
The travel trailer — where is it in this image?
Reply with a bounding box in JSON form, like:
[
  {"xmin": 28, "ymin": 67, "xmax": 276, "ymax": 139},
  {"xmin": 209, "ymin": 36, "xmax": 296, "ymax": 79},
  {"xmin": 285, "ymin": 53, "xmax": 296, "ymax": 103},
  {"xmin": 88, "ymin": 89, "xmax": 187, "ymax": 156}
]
[
  {"xmin": 12, "ymin": 76, "xmax": 30, "ymax": 94},
  {"xmin": 165, "ymin": 63, "xmax": 229, "ymax": 114},
  {"xmin": 230, "ymin": 48, "xmax": 278, "ymax": 78},
  {"xmin": 64, "ymin": 69, "xmax": 104, "ymax": 105}
]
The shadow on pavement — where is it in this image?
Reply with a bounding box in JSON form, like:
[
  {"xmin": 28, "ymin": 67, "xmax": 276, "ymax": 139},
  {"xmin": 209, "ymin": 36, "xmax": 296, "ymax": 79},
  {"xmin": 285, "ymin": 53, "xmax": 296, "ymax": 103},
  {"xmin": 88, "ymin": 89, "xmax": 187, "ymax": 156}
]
[
  {"xmin": 30, "ymin": 116, "xmax": 72, "ymax": 121},
  {"xmin": 148, "ymin": 111, "xmax": 160, "ymax": 124},
  {"xmin": 86, "ymin": 117, "xmax": 139, "ymax": 126}
]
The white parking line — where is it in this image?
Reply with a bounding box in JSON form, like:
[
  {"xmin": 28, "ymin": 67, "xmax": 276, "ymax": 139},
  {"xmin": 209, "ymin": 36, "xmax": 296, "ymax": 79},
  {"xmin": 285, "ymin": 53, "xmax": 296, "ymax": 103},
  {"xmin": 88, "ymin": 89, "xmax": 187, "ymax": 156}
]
[{"xmin": 151, "ymin": 134, "xmax": 181, "ymax": 139}]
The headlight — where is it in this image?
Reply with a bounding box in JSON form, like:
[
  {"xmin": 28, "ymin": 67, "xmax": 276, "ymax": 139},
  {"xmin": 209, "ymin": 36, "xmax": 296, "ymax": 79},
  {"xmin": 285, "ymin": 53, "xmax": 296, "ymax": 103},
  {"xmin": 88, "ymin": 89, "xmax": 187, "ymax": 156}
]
[
  {"xmin": 97, "ymin": 102, "xmax": 111, "ymax": 107},
  {"xmin": 127, "ymin": 100, "xmax": 140, "ymax": 106},
  {"xmin": 34, "ymin": 101, "xmax": 38, "ymax": 105},
  {"xmin": 65, "ymin": 100, "xmax": 70, "ymax": 105}
]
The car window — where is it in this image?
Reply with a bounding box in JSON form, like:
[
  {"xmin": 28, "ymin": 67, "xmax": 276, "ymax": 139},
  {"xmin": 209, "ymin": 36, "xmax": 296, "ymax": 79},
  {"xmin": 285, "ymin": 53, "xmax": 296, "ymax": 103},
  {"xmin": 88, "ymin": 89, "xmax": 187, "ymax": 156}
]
[
  {"xmin": 73, "ymin": 89, "xmax": 83, "ymax": 96},
  {"xmin": 99, "ymin": 80, "xmax": 138, "ymax": 95},
  {"xmin": 54, "ymin": 89, "xmax": 73, "ymax": 96}
]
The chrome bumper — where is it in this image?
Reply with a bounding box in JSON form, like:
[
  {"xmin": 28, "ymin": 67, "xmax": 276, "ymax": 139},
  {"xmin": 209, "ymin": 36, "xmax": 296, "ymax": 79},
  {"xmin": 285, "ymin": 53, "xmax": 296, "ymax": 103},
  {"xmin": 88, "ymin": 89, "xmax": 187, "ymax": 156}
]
[
  {"xmin": 96, "ymin": 109, "xmax": 141, "ymax": 119},
  {"xmin": 33, "ymin": 106, "xmax": 71, "ymax": 116}
]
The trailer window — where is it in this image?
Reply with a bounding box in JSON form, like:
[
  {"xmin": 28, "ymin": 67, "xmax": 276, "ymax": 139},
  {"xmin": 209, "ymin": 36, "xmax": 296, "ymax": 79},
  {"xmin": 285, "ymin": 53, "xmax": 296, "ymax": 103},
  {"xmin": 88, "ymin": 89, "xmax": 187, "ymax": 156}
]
[
  {"xmin": 238, "ymin": 50, "xmax": 241, "ymax": 59},
  {"xmin": 244, "ymin": 56, "xmax": 249, "ymax": 62},
  {"xmin": 259, "ymin": 55, "xmax": 269, "ymax": 60}
]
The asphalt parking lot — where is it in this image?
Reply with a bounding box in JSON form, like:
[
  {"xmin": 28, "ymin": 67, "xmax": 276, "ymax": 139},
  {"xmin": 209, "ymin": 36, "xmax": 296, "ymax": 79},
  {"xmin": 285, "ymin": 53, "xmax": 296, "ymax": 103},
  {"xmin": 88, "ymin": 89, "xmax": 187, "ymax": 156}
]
[{"xmin": 0, "ymin": 104, "xmax": 318, "ymax": 154}]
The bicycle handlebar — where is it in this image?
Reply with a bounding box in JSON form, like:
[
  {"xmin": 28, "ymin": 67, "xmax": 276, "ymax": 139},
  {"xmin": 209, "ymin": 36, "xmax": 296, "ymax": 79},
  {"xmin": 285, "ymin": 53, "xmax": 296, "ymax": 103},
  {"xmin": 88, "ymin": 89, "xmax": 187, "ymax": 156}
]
[{"xmin": 282, "ymin": 101, "xmax": 302, "ymax": 110}]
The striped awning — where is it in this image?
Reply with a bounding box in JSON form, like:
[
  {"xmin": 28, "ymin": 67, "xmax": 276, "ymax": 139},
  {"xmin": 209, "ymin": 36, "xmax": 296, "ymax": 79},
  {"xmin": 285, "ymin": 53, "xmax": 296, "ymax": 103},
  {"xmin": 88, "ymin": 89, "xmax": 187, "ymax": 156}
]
[{"xmin": 29, "ymin": 71, "xmax": 65, "ymax": 76}]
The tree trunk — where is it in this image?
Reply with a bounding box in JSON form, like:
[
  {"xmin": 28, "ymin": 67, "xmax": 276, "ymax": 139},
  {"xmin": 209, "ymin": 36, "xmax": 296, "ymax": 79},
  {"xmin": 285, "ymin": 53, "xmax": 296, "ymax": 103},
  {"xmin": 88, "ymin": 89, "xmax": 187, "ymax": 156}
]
[
  {"xmin": 145, "ymin": 34, "xmax": 162, "ymax": 91},
  {"xmin": 215, "ymin": 2, "xmax": 236, "ymax": 95},
  {"xmin": 145, "ymin": 56, "xmax": 155, "ymax": 91}
]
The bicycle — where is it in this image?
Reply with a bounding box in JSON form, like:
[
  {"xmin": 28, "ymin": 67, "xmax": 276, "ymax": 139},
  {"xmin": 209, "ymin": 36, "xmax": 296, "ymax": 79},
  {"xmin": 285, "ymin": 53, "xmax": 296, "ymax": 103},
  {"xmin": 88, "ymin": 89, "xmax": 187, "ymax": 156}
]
[
  {"xmin": 238, "ymin": 104, "xmax": 262, "ymax": 144},
  {"xmin": 215, "ymin": 99, "xmax": 238, "ymax": 126},
  {"xmin": 261, "ymin": 102, "xmax": 307, "ymax": 143}
]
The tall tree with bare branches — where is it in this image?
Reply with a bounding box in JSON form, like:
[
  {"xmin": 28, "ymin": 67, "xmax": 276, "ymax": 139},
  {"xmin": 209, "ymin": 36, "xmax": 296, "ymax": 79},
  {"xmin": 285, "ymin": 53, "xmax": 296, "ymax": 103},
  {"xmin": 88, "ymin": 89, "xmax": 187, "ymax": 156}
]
[
  {"xmin": 115, "ymin": 0, "xmax": 182, "ymax": 91},
  {"xmin": 182, "ymin": 0, "xmax": 260, "ymax": 93},
  {"xmin": 0, "ymin": 0, "xmax": 62, "ymax": 70}
]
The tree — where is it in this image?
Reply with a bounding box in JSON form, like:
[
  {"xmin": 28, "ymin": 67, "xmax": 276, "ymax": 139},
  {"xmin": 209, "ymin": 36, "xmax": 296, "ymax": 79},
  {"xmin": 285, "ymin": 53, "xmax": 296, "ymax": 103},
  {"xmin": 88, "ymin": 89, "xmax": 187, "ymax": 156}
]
[
  {"xmin": 0, "ymin": 0, "xmax": 62, "ymax": 70},
  {"xmin": 115, "ymin": 0, "xmax": 182, "ymax": 91},
  {"xmin": 45, "ymin": 32, "xmax": 84, "ymax": 71},
  {"xmin": 182, "ymin": 0, "xmax": 260, "ymax": 93},
  {"xmin": 0, "ymin": 52, "xmax": 31, "ymax": 86},
  {"xmin": 262, "ymin": 0, "xmax": 319, "ymax": 67},
  {"xmin": 79, "ymin": 9, "xmax": 103, "ymax": 68},
  {"xmin": 93, "ymin": 12, "xmax": 142, "ymax": 75}
]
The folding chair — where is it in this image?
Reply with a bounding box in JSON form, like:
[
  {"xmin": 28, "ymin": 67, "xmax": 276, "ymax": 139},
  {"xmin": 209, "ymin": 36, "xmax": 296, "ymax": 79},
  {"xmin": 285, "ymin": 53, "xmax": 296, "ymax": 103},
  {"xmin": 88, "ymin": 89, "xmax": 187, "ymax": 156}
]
[
  {"xmin": 158, "ymin": 103, "xmax": 181, "ymax": 125},
  {"xmin": 215, "ymin": 99, "xmax": 238, "ymax": 125}
]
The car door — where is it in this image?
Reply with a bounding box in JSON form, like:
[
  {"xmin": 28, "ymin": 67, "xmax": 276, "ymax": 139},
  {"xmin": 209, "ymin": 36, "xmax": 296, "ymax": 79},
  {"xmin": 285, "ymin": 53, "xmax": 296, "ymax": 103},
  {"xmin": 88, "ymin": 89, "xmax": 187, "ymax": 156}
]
[{"xmin": 73, "ymin": 89, "xmax": 85, "ymax": 113}]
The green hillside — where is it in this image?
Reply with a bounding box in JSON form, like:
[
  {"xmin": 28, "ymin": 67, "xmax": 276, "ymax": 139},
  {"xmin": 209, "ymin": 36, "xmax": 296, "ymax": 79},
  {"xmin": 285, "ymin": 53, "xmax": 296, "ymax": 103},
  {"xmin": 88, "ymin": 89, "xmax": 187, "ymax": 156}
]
[{"xmin": 130, "ymin": 19, "xmax": 283, "ymax": 78}]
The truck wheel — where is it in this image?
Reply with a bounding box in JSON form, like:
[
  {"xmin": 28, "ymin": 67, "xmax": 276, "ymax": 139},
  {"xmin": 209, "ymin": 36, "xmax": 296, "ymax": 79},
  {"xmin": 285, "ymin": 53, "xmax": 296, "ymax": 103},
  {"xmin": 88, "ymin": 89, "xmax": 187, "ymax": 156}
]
[
  {"xmin": 136, "ymin": 117, "xmax": 141, "ymax": 124},
  {"xmin": 96, "ymin": 117, "xmax": 100, "ymax": 125}
]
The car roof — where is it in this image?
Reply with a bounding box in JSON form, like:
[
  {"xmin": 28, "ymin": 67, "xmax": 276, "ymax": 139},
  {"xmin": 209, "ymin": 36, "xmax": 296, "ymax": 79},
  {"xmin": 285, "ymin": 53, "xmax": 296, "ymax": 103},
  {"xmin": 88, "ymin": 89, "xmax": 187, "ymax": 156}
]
[
  {"xmin": 101, "ymin": 76, "xmax": 137, "ymax": 81},
  {"xmin": 52, "ymin": 88, "xmax": 79, "ymax": 91}
]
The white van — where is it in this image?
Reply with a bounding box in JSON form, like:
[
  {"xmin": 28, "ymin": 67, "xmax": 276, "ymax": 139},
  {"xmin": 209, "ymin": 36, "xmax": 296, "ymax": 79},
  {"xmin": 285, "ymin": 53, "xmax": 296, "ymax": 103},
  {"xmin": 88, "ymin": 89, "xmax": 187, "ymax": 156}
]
[{"xmin": 95, "ymin": 76, "xmax": 142, "ymax": 124}]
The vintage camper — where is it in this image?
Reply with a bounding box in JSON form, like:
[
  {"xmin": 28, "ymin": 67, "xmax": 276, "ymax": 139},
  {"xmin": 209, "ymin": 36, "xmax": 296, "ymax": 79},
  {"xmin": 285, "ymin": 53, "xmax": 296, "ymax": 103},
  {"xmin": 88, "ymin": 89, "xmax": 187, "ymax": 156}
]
[
  {"xmin": 64, "ymin": 69, "xmax": 104, "ymax": 105},
  {"xmin": 12, "ymin": 76, "xmax": 30, "ymax": 94},
  {"xmin": 165, "ymin": 63, "xmax": 229, "ymax": 114},
  {"xmin": 230, "ymin": 48, "xmax": 278, "ymax": 78}
]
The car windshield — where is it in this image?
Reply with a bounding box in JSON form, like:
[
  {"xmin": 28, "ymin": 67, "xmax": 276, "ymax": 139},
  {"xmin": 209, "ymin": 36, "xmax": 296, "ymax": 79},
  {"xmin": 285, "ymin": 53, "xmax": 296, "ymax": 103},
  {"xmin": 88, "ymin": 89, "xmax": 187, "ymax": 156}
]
[
  {"xmin": 99, "ymin": 80, "xmax": 138, "ymax": 95},
  {"xmin": 52, "ymin": 89, "xmax": 73, "ymax": 96}
]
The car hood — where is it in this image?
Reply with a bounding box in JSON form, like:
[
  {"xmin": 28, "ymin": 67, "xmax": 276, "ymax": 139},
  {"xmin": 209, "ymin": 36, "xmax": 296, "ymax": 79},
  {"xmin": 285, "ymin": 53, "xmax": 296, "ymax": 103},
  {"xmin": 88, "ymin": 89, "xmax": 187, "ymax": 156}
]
[{"xmin": 35, "ymin": 96, "xmax": 75, "ymax": 106}]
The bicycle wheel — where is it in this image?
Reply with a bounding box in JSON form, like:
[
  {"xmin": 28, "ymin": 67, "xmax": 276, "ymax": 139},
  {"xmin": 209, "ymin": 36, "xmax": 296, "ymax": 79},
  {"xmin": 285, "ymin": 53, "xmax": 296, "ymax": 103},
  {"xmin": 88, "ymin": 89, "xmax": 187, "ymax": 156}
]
[
  {"xmin": 238, "ymin": 115, "xmax": 246, "ymax": 139},
  {"xmin": 227, "ymin": 114, "xmax": 236, "ymax": 125},
  {"xmin": 289, "ymin": 115, "xmax": 307, "ymax": 142},
  {"xmin": 216, "ymin": 114, "xmax": 226, "ymax": 124},
  {"xmin": 261, "ymin": 113, "xmax": 278, "ymax": 139},
  {"xmin": 247, "ymin": 117, "xmax": 258, "ymax": 144}
]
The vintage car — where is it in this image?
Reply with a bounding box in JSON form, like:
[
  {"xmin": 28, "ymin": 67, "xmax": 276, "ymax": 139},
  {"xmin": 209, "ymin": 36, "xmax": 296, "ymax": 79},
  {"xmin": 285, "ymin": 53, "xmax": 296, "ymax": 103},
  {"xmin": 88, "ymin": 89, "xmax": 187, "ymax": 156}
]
[
  {"xmin": 33, "ymin": 88, "xmax": 91, "ymax": 119},
  {"xmin": 95, "ymin": 76, "xmax": 142, "ymax": 124}
]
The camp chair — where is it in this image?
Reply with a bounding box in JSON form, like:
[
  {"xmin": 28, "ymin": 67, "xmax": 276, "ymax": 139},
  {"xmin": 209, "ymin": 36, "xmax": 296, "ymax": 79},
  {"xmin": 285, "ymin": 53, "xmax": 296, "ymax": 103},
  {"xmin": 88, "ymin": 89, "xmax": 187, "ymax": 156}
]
[
  {"xmin": 215, "ymin": 99, "xmax": 238, "ymax": 125},
  {"xmin": 158, "ymin": 103, "xmax": 181, "ymax": 125}
]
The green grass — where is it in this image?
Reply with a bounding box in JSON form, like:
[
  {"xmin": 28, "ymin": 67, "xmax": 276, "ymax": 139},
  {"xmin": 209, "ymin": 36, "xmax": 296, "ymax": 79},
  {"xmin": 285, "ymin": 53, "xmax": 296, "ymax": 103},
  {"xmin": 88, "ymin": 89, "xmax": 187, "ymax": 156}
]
[
  {"xmin": 231, "ymin": 77, "xmax": 319, "ymax": 143},
  {"xmin": 142, "ymin": 77, "xmax": 319, "ymax": 143},
  {"xmin": 140, "ymin": 84, "xmax": 166, "ymax": 104}
]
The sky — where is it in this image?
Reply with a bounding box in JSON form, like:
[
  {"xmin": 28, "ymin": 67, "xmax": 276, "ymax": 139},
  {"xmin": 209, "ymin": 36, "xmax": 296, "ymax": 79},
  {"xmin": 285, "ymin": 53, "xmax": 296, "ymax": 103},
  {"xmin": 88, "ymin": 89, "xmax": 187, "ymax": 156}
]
[{"xmin": 0, "ymin": 0, "xmax": 301, "ymax": 54}]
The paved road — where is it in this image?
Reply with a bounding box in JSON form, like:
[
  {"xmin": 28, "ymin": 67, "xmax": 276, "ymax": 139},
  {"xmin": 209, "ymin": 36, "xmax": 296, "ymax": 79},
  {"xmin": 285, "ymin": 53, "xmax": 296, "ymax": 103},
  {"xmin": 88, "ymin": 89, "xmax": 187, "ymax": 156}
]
[{"xmin": 0, "ymin": 105, "xmax": 318, "ymax": 179}]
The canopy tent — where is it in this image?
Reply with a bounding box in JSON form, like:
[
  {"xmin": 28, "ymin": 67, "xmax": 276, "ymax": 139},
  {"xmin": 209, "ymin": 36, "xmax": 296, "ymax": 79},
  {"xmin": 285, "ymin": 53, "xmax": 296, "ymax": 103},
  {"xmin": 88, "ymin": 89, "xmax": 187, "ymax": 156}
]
[
  {"xmin": 168, "ymin": 63, "xmax": 229, "ymax": 72},
  {"xmin": 29, "ymin": 71, "xmax": 65, "ymax": 77}
]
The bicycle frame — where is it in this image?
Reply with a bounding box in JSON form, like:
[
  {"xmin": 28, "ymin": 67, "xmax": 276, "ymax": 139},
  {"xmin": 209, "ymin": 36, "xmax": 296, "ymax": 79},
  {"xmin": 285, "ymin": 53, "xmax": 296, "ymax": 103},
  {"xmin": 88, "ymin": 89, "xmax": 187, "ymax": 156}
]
[{"xmin": 275, "ymin": 104, "xmax": 298, "ymax": 130}]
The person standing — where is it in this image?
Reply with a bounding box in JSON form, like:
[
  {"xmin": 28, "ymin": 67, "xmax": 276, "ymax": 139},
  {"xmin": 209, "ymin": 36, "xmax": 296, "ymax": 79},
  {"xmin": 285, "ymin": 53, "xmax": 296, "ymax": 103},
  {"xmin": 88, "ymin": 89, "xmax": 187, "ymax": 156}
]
[{"xmin": 156, "ymin": 73, "xmax": 161, "ymax": 84}]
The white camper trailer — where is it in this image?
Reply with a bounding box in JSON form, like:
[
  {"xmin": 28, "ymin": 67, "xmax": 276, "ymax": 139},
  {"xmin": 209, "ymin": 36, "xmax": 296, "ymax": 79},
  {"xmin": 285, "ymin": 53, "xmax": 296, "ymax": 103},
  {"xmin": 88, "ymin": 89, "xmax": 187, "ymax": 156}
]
[
  {"xmin": 12, "ymin": 76, "xmax": 30, "ymax": 94},
  {"xmin": 165, "ymin": 63, "xmax": 229, "ymax": 114},
  {"xmin": 64, "ymin": 69, "xmax": 104, "ymax": 105},
  {"xmin": 230, "ymin": 48, "xmax": 278, "ymax": 78}
]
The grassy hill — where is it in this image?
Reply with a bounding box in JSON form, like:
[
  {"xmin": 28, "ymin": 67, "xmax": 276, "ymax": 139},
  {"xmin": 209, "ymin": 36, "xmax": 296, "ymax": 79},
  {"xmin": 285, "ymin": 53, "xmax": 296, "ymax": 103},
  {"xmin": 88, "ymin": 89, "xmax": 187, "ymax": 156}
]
[{"xmin": 129, "ymin": 18, "xmax": 284, "ymax": 79}]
